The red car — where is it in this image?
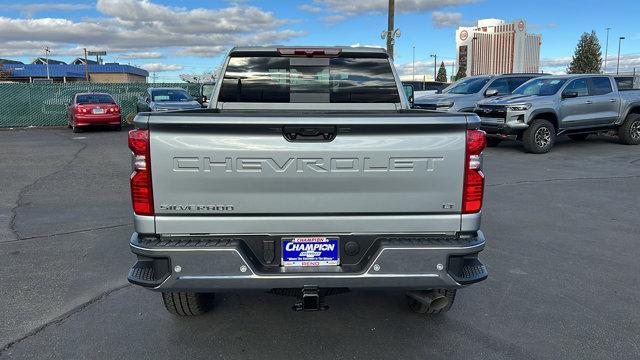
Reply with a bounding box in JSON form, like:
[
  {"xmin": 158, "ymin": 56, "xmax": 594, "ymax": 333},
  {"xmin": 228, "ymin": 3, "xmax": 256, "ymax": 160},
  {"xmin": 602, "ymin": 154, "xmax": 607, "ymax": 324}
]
[{"xmin": 66, "ymin": 92, "xmax": 121, "ymax": 132}]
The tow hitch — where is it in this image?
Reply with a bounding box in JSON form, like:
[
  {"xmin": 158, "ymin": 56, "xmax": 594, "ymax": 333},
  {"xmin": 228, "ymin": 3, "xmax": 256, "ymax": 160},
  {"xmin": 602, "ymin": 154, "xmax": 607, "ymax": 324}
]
[{"xmin": 293, "ymin": 286, "xmax": 328, "ymax": 311}]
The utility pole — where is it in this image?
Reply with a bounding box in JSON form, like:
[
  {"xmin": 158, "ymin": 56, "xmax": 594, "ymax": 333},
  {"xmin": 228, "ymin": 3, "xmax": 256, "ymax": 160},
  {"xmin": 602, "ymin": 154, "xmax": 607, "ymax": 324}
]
[
  {"xmin": 83, "ymin": 48, "xmax": 89, "ymax": 81},
  {"xmin": 380, "ymin": 0, "xmax": 400, "ymax": 59},
  {"xmin": 43, "ymin": 46, "xmax": 51, "ymax": 80},
  {"xmin": 617, "ymin": 36, "xmax": 625, "ymax": 75},
  {"xmin": 430, "ymin": 54, "xmax": 437, "ymax": 81},
  {"xmin": 603, "ymin": 27, "xmax": 611, "ymax": 73},
  {"xmin": 412, "ymin": 46, "xmax": 415, "ymax": 81}
]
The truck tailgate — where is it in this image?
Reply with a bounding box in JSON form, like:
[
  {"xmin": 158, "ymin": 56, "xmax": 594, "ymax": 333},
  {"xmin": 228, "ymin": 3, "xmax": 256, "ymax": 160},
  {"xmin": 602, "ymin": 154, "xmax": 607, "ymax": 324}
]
[{"xmin": 147, "ymin": 113, "xmax": 468, "ymax": 228}]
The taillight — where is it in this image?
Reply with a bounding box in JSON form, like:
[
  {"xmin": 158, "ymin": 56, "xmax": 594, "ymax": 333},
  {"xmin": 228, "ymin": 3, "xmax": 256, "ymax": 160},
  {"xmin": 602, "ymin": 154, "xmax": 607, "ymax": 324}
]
[
  {"xmin": 75, "ymin": 106, "xmax": 88, "ymax": 114},
  {"xmin": 108, "ymin": 106, "xmax": 120, "ymax": 113},
  {"xmin": 128, "ymin": 129, "xmax": 153, "ymax": 216},
  {"xmin": 462, "ymin": 129, "xmax": 486, "ymax": 214}
]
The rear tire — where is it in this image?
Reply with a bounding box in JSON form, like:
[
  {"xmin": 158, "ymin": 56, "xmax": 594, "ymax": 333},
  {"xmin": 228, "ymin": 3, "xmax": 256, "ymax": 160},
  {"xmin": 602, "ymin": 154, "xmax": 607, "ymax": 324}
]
[
  {"xmin": 568, "ymin": 133, "xmax": 589, "ymax": 141},
  {"xmin": 618, "ymin": 113, "xmax": 640, "ymax": 145},
  {"xmin": 406, "ymin": 289, "xmax": 456, "ymax": 314},
  {"xmin": 486, "ymin": 137, "xmax": 502, "ymax": 147},
  {"xmin": 113, "ymin": 124, "xmax": 122, "ymax": 131},
  {"xmin": 523, "ymin": 119, "xmax": 556, "ymax": 154},
  {"xmin": 161, "ymin": 292, "xmax": 214, "ymax": 316},
  {"xmin": 72, "ymin": 123, "xmax": 81, "ymax": 133}
]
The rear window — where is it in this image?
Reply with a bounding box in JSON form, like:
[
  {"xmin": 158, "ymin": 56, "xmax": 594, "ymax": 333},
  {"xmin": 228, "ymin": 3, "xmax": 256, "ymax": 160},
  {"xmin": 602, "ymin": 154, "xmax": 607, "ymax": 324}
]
[
  {"xmin": 76, "ymin": 94, "xmax": 114, "ymax": 104},
  {"xmin": 151, "ymin": 89, "xmax": 192, "ymax": 102},
  {"xmin": 590, "ymin": 77, "xmax": 613, "ymax": 95},
  {"xmin": 218, "ymin": 56, "xmax": 400, "ymax": 103}
]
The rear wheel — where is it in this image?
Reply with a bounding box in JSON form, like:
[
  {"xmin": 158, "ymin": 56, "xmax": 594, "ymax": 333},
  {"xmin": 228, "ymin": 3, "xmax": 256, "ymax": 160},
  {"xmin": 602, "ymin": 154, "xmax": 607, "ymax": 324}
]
[
  {"xmin": 523, "ymin": 119, "xmax": 556, "ymax": 154},
  {"xmin": 568, "ymin": 133, "xmax": 589, "ymax": 141},
  {"xmin": 406, "ymin": 289, "xmax": 456, "ymax": 315},
  {"xmin": 113, "ymin": 124, "xmax": 122, "ymax": 131},
  {"xmin": 72, "ymin": 122, "xmax": 81, "ymax": 133},
  {"xmin": 161, "ymin": 292, "xmax": 215, "ymax": 316},
  {"xmin": 618, "ymin": 113, "xmax": 640, "ymax": 145}
]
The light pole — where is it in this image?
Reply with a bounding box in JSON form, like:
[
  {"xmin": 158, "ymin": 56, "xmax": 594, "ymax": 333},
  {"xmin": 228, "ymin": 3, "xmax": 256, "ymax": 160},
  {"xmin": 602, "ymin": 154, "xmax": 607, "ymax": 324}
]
[
  {"xmin": 603, "ymin": 27, "xmax": 611, "ymax": 73},
  {"xmin": 617, "ymin": 36, "xmax": 625, "ymax": 75},
  {"xmin": 412, "ymin": 46, "xmax": 415, "ymax": 81},
  {"xmin": 43, "ymin": 46, "xmax": 51, "ymax": 80},
  {"xmin": 430, "ymin": 54, "xmax": 437, "ymax": 81}
]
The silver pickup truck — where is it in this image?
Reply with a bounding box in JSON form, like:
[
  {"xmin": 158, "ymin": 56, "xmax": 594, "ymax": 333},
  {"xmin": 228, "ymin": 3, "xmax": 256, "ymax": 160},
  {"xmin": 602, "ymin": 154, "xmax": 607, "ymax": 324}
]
[
  {"xmin": 475, "ymin": 74, "xmax": 640, "ymax": 153},
  {"xmin": 127, "ymin": 46, "xmax": 488, "ymax": 315}
]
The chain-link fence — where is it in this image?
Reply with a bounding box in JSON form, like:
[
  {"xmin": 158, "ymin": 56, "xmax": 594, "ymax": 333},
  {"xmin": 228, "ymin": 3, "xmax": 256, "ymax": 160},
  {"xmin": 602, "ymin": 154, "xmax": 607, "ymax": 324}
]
[{"xmin": 0, "ymin": 82, "xmax": 201, "ymax": 128}]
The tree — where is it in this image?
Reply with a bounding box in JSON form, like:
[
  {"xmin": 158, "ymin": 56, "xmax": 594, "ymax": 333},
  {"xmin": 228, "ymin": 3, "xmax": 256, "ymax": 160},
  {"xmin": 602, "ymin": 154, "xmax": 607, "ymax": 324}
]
[
  {"xmin": 567, "ymin": 31, "xmax": 602, "ymax": 74},
  {"xmin": 436, "ymin": 61, "xmax": 447, "ymax": 82},
  {"xmin": 454, "ymin": 67, "xmax": 466, "ymax": 81},
  {"xmin": 0, "ymin": 65, "xmax": 13, "ymax": 80}
]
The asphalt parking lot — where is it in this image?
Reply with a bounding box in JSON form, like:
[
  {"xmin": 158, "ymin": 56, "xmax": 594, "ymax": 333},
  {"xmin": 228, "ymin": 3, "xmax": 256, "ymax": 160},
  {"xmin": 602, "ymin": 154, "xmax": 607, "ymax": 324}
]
[{"xmin": 1, "ymin": 127, "xmax": 639, "ymax": 359}]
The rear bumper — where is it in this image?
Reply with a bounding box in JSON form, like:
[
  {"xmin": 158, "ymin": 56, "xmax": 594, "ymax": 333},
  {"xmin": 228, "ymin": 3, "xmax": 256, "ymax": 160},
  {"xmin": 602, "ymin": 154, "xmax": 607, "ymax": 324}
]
[
  {"xmin": 128, "ymin": 231, "xmax": 487, "ymax": 291},
  {"xmin": 74, "ymin": 114, "xmax": 121, "ymax": 126}
]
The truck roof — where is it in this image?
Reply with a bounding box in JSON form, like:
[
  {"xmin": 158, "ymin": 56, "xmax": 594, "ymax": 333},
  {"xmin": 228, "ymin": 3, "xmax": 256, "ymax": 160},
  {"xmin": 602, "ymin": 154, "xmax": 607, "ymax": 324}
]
[{"xmin": 229, "ymin": 46, "xmax": 388, "ymax": 56}]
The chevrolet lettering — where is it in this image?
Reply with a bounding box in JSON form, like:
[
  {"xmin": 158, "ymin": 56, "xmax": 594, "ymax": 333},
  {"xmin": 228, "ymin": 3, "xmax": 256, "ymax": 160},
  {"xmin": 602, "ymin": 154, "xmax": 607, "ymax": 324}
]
[{"xmin": 172, "ymin": 156, "xmax": 445, "ymax": 173}]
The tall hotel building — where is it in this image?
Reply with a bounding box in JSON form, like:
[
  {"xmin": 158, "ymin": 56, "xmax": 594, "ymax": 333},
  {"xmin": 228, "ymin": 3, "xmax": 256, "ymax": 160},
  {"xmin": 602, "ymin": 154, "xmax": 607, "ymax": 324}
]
[{"xmin": 455, "ymin": 19, "xmax": 542, "ymax": 76}]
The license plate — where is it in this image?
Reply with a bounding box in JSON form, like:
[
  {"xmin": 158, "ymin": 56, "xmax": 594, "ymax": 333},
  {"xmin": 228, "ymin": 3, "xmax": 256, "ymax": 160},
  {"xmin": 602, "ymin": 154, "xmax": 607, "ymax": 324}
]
[
  {"xmin": 92, "ymin": 108, "xmax": 104, "ymax": 114},
  {"xmin": 281, "ymin": 237, "xmax": 339, "ymax": 267}
]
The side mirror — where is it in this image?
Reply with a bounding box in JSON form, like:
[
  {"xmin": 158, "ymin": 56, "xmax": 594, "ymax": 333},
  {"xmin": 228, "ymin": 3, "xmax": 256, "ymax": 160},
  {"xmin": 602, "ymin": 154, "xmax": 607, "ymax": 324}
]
[
  {"xmin": 562, "ymin": 91, "xmax": 579, "ymax": 99},
  {"xmin": 485, "ymin": 88, "xmax": 499, "ymax": 97},
  {"xmin": 403, "ymin": 84, "xmax": 415, "ymax": 107},
  {"xmin": 144, "ymin": 97, "xmax": 150, "ymax": 103}
]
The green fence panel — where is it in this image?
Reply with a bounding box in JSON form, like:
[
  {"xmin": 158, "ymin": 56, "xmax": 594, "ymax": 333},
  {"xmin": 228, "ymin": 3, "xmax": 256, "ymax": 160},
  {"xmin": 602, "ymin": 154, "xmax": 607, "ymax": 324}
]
[{"xmin": 0, "ymin": 83, "xmax": 201, "ymax": 128}]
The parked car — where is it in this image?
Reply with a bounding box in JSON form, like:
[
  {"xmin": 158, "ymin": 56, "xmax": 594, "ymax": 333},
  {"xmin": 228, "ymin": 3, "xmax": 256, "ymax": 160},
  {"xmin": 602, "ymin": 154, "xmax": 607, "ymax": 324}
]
[
  {"xmin": 414, "ymin": 74, "xmax": 541, "ymax": 112},
  {"xmin": 136, "ymin": 87, "xmax": 202, "ymax": 113},
  {"xmin": 126, "ymin": 46, "xmax": 488, "ymax": 316},
  {"xmin": 475, "ymin": 74, "xmax": 640, "ymax": 153},
  {"xmin": 66, "ymin": 92, "xmax": 121, "ymax": 133},
  {"xmin": 402, "ymin": 80, "xmax": 449, "ymax": 98}
]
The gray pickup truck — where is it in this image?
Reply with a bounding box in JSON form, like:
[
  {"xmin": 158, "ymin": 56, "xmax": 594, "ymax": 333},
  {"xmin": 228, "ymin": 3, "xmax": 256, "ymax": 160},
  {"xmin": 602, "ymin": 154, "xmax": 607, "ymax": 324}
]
[
  {"xmin": 127, "ymin": 46, "xmax": 488, "ymax": 315},
  {"xmin": 475, "ymin": 74, "xmax": 640, "ymax": 153},
  {"xmin": 414, "ymin": 73, "xmax": 540, "ymax": 112}
]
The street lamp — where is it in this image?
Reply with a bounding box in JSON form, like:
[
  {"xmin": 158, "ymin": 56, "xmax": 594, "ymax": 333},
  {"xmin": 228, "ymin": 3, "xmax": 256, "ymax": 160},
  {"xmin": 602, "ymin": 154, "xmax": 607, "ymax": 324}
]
[
  {"xmin": 43, "ymin": 46, "xmax": 51, "ymax": 80},
  {"xmin": 430, "ymin": 54, "xmax": 437, "ymax": 81},
  {"xmin": 617, "ymin": 36, "xmax": 625, "ymax": 75},
  {"xmin": 603, "ymin": 27, "xmax": 611, "ymax": 73},
  {"xmin": 412, "ymin": 46, "xmax": 415, "ymax": 81}
]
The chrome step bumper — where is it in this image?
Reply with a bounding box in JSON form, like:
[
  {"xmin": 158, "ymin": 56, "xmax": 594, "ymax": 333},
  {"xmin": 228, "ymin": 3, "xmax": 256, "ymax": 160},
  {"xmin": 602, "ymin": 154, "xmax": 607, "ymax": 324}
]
[{"xmin": 128, "ymin": 232, "xmax": 487, "ymax": 291}]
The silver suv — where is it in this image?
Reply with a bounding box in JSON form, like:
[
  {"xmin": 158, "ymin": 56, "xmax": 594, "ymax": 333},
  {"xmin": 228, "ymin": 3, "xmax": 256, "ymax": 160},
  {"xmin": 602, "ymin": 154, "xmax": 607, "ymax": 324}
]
[
  {"xmin": 414, "ymin": 74, "xmax": 541, "ymax": 112},
  {"xmin": 475, "ymin": 74, "xmax": 640, "ymax": 153}
]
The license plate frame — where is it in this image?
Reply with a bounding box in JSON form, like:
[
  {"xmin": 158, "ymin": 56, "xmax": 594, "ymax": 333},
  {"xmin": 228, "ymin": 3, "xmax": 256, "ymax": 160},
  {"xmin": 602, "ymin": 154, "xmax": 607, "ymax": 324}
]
[
  {"xmin": 92, "ymin": 108, "xmax": 104, "ymax": 114},
  {"xmin": 281, "ymin": 236, "xmax": 340, "ymax": 267}
]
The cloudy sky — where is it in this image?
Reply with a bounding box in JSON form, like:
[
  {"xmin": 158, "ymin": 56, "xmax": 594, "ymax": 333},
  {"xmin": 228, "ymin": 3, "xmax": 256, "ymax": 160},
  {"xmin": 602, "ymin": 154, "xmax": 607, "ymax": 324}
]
[{"xmin": 1, "ymin": 0, "xmax": 639, "ymax": 81}]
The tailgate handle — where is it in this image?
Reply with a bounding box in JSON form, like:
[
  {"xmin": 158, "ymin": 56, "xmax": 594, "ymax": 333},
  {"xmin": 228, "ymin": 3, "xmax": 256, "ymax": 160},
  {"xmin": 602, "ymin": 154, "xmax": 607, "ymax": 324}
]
[{"xmin": 283, "ymin": 126, "xmax": 337, "ymax": 142}]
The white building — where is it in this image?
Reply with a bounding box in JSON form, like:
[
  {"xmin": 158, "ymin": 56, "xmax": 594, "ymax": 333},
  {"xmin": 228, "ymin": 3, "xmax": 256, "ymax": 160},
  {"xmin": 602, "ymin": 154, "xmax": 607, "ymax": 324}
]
[{"xmin": 455, "ymin": 19, "xmax": 542, "ymax": 76}]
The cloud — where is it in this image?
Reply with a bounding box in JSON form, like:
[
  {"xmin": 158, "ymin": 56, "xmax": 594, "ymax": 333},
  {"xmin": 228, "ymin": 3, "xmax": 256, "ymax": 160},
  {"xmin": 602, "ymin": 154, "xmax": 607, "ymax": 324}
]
[
  {"xmin": 322, "ymin": 15, "xmax": 346, "ymax": 24},
  {"xmin": 310, "ymin": 0, "xmax": 478, "ymax": 16},
  {"xmin": 140, "ymin": 63, "xmax": 183, "ymax": 72},
  {"xmin": 540, "ymin": 54, "xmax": 640, "ymax": 74},
  {"xmin": 0, "ymin": 0, "xmax": 303, "ymax": 59},
  {"xmin": 5, "ymin": 3, "xmax": 93, "ymax": 18},
  {"xmin": 431, "ymin": 11, "xmax": 462, "ymax": 28},
  {"xmin": 298, "ymin": 4, "xmax": 322, "ymax": 13},
  {"xmin": 115, "ymin": 52, "xmax": 163, "ymax": 59},
  {"xmin": 395, "ymin": 59, "xmax": 455, "ymax": 78}
]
